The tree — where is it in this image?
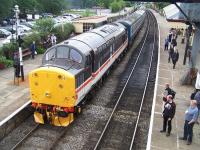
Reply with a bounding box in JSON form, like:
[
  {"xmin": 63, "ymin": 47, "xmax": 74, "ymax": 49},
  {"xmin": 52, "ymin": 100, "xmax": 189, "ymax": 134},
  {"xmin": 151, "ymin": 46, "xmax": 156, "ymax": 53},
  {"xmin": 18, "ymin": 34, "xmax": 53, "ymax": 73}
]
[
  {"xmin": 37, "ymin": 0, "xmax": 68, "ymax": 15},
  {"xmin": 34, "ymin": 18, "xmax": 55, "ymax": 37},
  {"xmin": 0, "ymin": 0, "xmax": 13, "ymax": 21},
  {"xmin": 15, "ymin": 0, "xmax": 39, "ymax": 14},
  {"xmin": 52, "ymin": 23, "xmax": 74, "ymax": 42},
  {"xmin": 153, "ymin": 2, "xmax": 170, "ymax": 10},
  {"xmin": 110, "ymin": 0, "xmax": 125, "ymax": 13}
]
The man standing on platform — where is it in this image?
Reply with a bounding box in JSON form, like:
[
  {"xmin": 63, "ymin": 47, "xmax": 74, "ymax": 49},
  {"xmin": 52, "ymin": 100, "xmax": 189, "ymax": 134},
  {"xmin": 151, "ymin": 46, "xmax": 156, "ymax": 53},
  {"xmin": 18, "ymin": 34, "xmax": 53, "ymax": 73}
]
[
  {"xmin": 31, "ymin": 41, "xmax": 36, "ymax": 59},
  {"xmin": 160, "ymin": 95, "xmax": 176, "ymax": 136},
  {"xmin": 179, "ymin": 100, "xmax": 198, "ymax": 145}
]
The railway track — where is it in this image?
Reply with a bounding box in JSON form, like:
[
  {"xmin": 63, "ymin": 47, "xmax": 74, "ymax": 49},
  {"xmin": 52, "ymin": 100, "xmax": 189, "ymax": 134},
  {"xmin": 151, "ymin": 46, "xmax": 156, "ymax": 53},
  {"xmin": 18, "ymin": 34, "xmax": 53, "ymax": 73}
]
[
  {"xmin": 0, "ymin": 10, "xmax": 157, "ymax": 150},
  {"xmin": 11, "ymin": 124, "xmax": 68, "ymax": 150},
  {"xmin": 92, "ymin": 11, "xmax": 158, "ymax": 150}
]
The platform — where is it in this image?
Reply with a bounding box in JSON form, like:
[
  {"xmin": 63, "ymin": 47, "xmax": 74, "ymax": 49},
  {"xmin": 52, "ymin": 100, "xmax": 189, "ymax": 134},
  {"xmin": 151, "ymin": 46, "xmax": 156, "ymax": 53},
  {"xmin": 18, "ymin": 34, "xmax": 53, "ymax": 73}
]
[
  {"xmin": 0, "ymin": 55, "xmax": 42, "ymax": 122},
  {"xmin": 147, "ymin": 11, "xmax": 200, "ymax": 149}
]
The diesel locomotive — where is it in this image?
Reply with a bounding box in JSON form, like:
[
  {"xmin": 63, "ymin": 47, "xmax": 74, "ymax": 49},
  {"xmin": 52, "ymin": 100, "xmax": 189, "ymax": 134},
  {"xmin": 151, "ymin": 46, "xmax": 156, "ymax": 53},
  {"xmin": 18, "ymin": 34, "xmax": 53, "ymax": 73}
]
[{"xmin": 29, "ymin": 10, "xmax": 146, "ymax": 126}]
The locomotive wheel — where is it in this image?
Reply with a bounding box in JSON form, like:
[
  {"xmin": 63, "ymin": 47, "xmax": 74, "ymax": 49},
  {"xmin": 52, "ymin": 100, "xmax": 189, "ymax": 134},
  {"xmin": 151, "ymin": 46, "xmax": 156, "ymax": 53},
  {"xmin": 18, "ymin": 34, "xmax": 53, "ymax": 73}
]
[
  {"xmin": 78, "ymin": 107, "xmax": 82, "ymax": 114},
  {"xmin": 74, "ymin": 106, "xmax": 82, "ymax": 117}
]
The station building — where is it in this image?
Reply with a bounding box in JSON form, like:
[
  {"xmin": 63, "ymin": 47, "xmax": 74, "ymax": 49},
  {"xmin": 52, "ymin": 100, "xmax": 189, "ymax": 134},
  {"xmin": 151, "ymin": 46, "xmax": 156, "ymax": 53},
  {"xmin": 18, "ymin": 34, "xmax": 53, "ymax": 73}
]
[{"xmin": 72, "ymin": 16, "xmax": 107, "ymax": 33}]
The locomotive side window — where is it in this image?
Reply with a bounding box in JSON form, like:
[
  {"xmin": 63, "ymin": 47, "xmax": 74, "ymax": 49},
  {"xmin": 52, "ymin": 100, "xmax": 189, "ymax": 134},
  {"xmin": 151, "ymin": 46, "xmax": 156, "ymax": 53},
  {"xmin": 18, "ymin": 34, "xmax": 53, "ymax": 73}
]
[
  {"xmin": 76, "ymin": 73, "xmax": 84, "ymax": 88},
  {"xmin": 57, "ymin": 46, "xmax": 69, "ymax": 58},
  {"xmin": 70, "ymin": 49, "xmax": 82, "ymax": 63},
  {"xmin": 46, "ymin": 48, "xmax": 56, "ymax": 61}
]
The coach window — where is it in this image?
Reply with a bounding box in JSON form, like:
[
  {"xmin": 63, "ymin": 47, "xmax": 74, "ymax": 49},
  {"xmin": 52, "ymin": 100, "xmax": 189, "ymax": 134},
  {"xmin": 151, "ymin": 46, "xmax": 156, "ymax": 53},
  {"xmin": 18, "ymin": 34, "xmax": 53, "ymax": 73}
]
[
  {"xmin": 57, "ymin": 46, "xmax": 69, "ymax": 59},
  {"xmin": 46, "ymin": 48, "xmax": 56, "ymax": 61},
  {"xmin": 70, "ymin": 49, "xmax": 82, "ymax": 63}
]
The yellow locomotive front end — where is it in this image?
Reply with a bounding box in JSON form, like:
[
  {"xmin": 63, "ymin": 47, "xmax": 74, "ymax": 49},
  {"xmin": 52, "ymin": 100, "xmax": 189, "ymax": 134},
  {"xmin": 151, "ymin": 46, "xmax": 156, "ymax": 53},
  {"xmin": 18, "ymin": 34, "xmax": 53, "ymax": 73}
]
[{"xmin": 29, "ymin": 66, "xmax": 77, "ymax": 126}]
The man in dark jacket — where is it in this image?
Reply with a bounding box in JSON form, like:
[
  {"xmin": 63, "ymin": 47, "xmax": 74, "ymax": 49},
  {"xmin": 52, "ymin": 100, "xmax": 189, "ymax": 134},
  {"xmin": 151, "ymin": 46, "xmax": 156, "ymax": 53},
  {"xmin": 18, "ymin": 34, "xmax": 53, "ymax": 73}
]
[
  {"xmin": 160, "ymin": 95, "xmax": 176, "ymax": 136},
  {"xmin": 31, "ymin": 41, "xmax": 36, "ymax": 59},
  {"xmin": 168, "ymin": 45, "xmax": 174, "ymax": 63},
  {"xmin": 171, "ymin": 38, "xmax": 177, "ymax": 48},
  {"xmin": 172, "ymin": 49, "xmax": 179, "ymax": 69},
  {"xmin": 13, "ymin": 52, "xmax": 20, "ymax": 78}
]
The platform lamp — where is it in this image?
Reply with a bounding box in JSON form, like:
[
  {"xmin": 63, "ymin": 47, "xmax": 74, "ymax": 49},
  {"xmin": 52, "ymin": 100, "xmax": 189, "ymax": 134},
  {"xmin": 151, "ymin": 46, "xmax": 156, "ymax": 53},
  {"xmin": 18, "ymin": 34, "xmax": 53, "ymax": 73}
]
[{"xmin": 14, "ymin": 5, "xmax": 24, "ymax": 81}]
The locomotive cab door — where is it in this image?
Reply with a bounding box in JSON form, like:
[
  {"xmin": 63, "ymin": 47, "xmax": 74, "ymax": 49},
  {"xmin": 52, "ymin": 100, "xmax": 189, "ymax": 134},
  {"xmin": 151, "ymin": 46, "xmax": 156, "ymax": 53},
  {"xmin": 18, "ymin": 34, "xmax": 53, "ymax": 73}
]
[
  {"xmin": 85, "ymin": 54, "xmax": 92, "ymax": 79},
  {"xmin": 90, "ymin": 50, "xmax": 95, "ymax": 73}
]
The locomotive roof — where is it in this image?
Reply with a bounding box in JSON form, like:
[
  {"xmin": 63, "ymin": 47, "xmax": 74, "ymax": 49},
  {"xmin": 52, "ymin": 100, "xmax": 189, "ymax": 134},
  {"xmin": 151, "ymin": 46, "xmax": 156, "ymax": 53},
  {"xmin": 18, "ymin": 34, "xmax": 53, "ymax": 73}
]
[{"xmin": 65, "ymin": 32, "xmax": 105, "ymax": 54}]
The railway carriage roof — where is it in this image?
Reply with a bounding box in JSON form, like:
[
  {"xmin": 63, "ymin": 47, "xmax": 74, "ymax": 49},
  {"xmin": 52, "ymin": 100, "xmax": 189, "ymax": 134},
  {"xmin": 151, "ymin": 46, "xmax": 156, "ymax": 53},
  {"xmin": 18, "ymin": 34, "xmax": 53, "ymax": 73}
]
[
  {"xmin": 91, "ymin": 23, "xmax": 125, "ymax": 41},
  {"xmin": 63, "ymin": 23, "xmax": 126, "ymax": 55},
  {"xmin": 119, "ymin": 10, "xmax": 145, "ymax": 26}
]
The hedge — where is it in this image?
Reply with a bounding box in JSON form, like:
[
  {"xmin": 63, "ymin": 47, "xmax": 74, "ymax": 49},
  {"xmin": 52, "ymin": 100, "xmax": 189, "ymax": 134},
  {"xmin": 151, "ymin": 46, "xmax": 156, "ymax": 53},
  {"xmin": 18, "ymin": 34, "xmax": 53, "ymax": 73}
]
[
  {"xmin": 52, "ymin": 23, "xmax": 75, "ymax": 42},
  {"xmin": 0, "ymin": 43, "xmax": 18, "ymax": 60}
]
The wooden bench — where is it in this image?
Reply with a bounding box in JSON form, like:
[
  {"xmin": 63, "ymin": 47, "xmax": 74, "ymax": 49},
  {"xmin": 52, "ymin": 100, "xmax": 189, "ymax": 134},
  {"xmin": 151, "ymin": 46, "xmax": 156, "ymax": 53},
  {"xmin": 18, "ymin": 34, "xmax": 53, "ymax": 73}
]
[{"xmin": 22, "ymin": 48, "xmax": 32, "ymax": 59}]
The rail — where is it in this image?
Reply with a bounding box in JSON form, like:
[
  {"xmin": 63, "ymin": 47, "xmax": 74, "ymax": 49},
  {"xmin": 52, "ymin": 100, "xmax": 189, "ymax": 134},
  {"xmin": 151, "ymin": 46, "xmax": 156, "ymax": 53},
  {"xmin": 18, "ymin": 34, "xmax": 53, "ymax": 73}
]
[{"xmin": 93, "ymin": 11, "xmax": 157, "ymax": 150}]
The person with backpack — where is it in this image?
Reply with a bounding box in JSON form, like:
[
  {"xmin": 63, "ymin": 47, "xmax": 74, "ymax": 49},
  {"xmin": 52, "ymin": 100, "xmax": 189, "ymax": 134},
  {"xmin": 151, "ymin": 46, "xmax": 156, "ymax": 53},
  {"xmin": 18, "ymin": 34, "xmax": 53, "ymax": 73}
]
[
  {"xmin": 160, "ymin": 95, "xmax": 176, "ymax": 136},
  {"xmin": 163, "ymin": 83, "xmax": 176, "ymax": 101},
  {"xmin": 162, "ymin": 83, "xmax": 176, "ymax": 111}
]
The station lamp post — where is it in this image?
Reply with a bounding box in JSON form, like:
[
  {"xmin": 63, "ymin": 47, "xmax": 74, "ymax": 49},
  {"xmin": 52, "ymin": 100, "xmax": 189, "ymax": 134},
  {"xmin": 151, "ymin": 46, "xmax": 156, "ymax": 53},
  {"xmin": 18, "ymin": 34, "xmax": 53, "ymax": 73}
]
[{"xmin": 14, "ymin": 5, "xmax": 24, "ymax": 81}]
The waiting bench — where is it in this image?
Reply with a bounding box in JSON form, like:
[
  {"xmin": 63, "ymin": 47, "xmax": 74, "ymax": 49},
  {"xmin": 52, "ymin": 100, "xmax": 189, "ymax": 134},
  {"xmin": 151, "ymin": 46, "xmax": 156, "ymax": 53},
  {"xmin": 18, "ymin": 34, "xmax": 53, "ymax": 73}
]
[{"xmin": 22, "ymin": 48, "xmax": 32, "ymax": 59}]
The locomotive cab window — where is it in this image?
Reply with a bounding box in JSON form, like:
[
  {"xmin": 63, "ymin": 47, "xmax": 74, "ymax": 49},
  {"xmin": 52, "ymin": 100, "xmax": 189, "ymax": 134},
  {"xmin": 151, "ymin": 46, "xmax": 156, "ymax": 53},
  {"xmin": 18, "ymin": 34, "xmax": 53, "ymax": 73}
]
[
  {"xmin": 70, "ymin": 49, "xmax": 82, "ymax": 63},
  {"xmin": 45, "ymin": 48, "xmax": 56, "ymax": 61},
  {"xmin": 57, "ymin": 46, "xmax": 69, "ymax": 59}
]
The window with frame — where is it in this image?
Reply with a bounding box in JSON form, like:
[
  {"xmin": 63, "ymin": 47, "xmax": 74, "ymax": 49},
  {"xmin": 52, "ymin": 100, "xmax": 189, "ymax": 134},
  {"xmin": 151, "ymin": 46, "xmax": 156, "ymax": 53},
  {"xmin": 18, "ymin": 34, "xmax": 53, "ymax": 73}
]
[
  {"xmin": 45, "ymin": 48, "xmax": 56, "ymax": 61},
  {"xmin": 57, "ymin": 46, "xmax": 69, "ymax": 59},
  {"xmin": 83, "ymin": 23, "xmax": 94, "ymax": 32},
  {"xmin": 70, "ymin": 49, "xmax": 82, "ymax": 63},
  {"xmin": 76, "ymin": 73, "xmax": 84, "ymax": 88}
]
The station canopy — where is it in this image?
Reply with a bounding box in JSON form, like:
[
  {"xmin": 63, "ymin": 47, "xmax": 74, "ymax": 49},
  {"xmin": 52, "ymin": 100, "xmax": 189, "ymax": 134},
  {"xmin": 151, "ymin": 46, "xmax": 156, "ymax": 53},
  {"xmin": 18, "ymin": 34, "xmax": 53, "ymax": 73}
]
[
  {"xmin": 163, "ymin": 3, "xmax": 200, "ymax": 23},
  {"xmin": 163, "ymin": 3, "xmax": 185, "ymax": 22}
]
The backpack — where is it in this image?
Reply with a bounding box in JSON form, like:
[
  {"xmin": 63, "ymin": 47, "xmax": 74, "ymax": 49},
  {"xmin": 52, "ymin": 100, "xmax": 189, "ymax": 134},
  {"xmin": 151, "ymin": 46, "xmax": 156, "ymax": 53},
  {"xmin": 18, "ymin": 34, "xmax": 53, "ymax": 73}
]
[{"xmin": 170, "ymin": 89, "xmax": 176, "ymax": 99}]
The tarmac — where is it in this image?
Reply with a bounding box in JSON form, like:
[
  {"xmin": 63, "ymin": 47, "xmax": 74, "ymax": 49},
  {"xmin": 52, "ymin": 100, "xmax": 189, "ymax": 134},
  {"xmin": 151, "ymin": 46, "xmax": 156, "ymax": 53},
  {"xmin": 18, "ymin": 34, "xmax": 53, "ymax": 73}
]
[
  {"xmin": 0, "ymin": 55, "xmax": 42, "ymax": 122},
  {"xmin": 147, "ymin": 11, "xmax": 200, "ymax": 150}
]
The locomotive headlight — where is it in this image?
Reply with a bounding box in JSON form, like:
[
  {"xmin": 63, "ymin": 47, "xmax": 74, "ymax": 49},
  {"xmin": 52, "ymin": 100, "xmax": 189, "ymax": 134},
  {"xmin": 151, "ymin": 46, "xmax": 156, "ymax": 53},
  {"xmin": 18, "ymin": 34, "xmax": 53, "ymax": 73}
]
[
  {"xmin": 59, "ymin": 84, "xmax": 63, "ymax": 89},
  {"xmin": 45, "ymin": 91, "xmax": 51, "ymax": 98}
]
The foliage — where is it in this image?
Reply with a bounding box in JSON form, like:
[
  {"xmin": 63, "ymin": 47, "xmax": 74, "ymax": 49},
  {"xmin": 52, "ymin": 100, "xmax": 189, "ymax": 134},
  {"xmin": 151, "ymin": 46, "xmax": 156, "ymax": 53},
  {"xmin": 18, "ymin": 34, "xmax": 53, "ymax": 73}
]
[
  {"xmin": 0, "ymin": 43, "xmax": 18, "ymax": 60},
  {"xmin": 0, "ymin": 56, "xmax": 13, "ymax": 68},
  {"xmin": 82, "ymin": 9, "xmax": 91, "ymax": 17},
  {"xmin": 34, "ymin": 18, "xmax": 55, "ymax": 37},
  {"xmin": 153, "ymin": 2, "xmax": 170, "ymax": 10},
  {"xmin": 0, "ymin": 0, "xmax": 68, "ymax": 21},
  {"xmin": 81, "ymin": 0, "xmax": 112, "ymax": 9},
  {"xmin": 110, "ymin": 0, "xmax": 125, "ymax": 13},
  {"xmin": 36, "ymin": 0, "xmax": 68, "ymax": 15},
  {"xmin": 0, "ymin": 0, "xmax": 13, "ymax": 21},
  {"xmin": 81, "ymin": 0, "xmax": 97, "ymax": 8},
  {"xmin": 23, "ymin": 32, "xmax": 41, "ymax": 49},
  {"xmin": 52, "ymin": 23, "xmax": 75, "ymax": 42},
  {"xmin": 36, "ymin": 46, "xmax": 46, "ymax": 54},
  {"xmin": 15, "ymin": 0, "xmax": 39, "ymax": 14}
]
